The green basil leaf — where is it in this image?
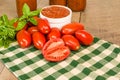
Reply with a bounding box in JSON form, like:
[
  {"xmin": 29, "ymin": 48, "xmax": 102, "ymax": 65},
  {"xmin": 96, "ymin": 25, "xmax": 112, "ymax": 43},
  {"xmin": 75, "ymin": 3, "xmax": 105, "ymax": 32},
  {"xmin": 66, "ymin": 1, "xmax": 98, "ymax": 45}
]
[
  {"xmin": 9, "ymin": 18, "xmax": 18, "ymax": 26},
  {"xmin": 2, "ymin": 14, "xmax": 9, "ymax": 25},
  {"xmin": 19, "ymin": 15, "xmax": 27, "ymax": 21},
  {"xmin": 15, "ymin": 20, "xmax": 27, "ymax": 31},
  {"xmin": 29, "ymin": 10, "xmax": 40, "ymax": 17},
  {"xmin": 22, "ymin": 3, "xmax": 30, "ymax": 15},
  {"xmin": 0, "ymin": 21, "xmax": 2, "ymax": 25},
  {"xmin": 28, "ymin": 17, "xmax": 37, "ymax": 25}
]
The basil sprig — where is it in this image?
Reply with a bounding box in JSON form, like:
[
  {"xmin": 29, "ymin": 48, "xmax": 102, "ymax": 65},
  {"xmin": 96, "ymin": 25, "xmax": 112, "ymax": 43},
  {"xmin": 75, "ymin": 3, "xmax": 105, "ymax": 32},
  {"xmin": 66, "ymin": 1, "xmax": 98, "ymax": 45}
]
[{"xmin": 16, "ymin": 3, "xmax": 40, "ymax": 31}]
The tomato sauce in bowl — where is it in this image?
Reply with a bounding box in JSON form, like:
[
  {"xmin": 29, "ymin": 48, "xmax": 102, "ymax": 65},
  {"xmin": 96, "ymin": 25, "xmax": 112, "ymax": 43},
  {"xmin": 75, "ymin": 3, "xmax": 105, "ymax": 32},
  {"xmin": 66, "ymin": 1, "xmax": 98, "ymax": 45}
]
[
  {"xmin": 41, "ymin": 6, "xmax": 70, "ymax": 18},
  {"xmin": 40, "ymin": 5, "xmax": 72, "ymax": 30}
]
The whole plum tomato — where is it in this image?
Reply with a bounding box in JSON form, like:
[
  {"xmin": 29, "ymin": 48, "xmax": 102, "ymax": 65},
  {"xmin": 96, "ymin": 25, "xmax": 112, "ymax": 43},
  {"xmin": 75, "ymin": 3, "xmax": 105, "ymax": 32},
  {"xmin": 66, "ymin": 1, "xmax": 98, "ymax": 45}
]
[
  {"xmin": 32, "ymin": 31, "xmax": 46, "ymax": 49},
  {"xmin": 47, "ymin": 27, "xmax": 61, "ymax": 40},
  {"xmin": 75, "ymin": 30, "xmax": 94, "ymax": 45},
  {"xmin": 16, "ymin": 30, "xmax": 32, "ymax": 48},
  {"xmin": 62, "ymin": 35, "xmax": 80, "ymax": 50},
  {"xmin": 37, "ymin": 18, "xmax": 51, "ymax": 34},
  {"xmin": 27, "ymin": 26, "xmax": 39, "ymax": 34},
  {"xmin": 42, "ymin": 38, "xmax": 70, "ymax": 62},
  {"xmin": 61, "ymin": 22, "xmax": 84, "ymax": 35}
]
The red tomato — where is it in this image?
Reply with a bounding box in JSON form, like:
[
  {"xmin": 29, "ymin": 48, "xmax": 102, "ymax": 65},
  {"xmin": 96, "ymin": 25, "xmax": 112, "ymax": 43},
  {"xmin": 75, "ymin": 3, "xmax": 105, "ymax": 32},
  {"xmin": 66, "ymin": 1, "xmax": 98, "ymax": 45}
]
[
  {"xmin": 27, "ymin": 26, "xmax": 39, "ymax": 34},
  {"xmin": 42, "ymin": 38, "xmax": 70, "ymax": 62},
  {"xmin": 47, "ymin": 27, "xmax": 61, "ymax": 40},
  {"xmin": 75, "ymin": 30, "xmax": 94, "ymax": 45},
  {"xmin": 32, "ymin": 32, "xmax": 46, "ymax": 49},
  {"xmin": 16, "ymin": 30, "xmax": 32, "ymax": 48},
  {"xmin": 62, "ymin": 35, "xmax": 80, "ymax": 50},
  {"xmin": 33, "ymin": 16, "xmax": 40, "ymax": 21},
  {"xmin": 37, "ymin": 18, "xmax": 51, "ymax": 34},
  {"xmin": 61, "ymin": 22, "xmax": 84, "ymax": 35}
]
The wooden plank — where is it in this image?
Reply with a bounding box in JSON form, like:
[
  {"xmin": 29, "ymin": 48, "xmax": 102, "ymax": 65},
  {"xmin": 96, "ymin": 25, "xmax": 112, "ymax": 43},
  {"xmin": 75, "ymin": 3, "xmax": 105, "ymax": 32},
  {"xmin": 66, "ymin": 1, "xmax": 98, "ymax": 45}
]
[
  {"xmin": 80, "ymin": 0, "xmax": 120, "ymax": 45},
  {"xmin": 0, "ymin": 66, "xmax": 18, "ymax": 80},
  {"xmin": 0, "ymin": 62, "xmax": 4, "ymax": 74},
  {"xmin": 72, "ymin": 12, "xmax": 81, "ymax": 22}
]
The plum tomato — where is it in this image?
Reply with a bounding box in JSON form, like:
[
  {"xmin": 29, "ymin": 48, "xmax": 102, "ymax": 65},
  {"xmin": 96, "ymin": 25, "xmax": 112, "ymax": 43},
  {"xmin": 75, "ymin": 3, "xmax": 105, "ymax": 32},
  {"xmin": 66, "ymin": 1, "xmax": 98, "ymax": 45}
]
[
  {"xmin": 61, "ymin": 22, "xmax": 84, "ymax": 35},
  {"xmin": 42, "ymin": 38, "xmax": 70, "ymax": 62},
  {"xmin": 27, "ymin": 26, "xmax": 39, "ymax": 34},
  {"xmin": 16, "ymin": 30, "xmax": 32, "ymax": 48},
  {"xmin": 47, "ymin": 27, "xmax": 61, "ymax": 40},
  {"xmin": 62, "ymin": 35, "xmax": 80, "ymax": 50},
  {"xmin": 75, "ymin": 30, "xmax": 94, "ymax": 45},
  {"xmin": 32, "ymin": 31, "xmax": 46, "ymax": 49},
  {"xmin": 37, "ymin": 18, "xmax": 51, "ymax": 34}
]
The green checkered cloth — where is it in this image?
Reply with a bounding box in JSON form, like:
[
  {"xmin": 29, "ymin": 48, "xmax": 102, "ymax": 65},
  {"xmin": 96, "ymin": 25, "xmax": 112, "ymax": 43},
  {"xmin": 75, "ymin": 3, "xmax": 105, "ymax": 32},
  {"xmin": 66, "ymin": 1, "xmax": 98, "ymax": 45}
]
[{"xmin": 0, "ymin": 37, "xmax": 120, "ymax": 80}]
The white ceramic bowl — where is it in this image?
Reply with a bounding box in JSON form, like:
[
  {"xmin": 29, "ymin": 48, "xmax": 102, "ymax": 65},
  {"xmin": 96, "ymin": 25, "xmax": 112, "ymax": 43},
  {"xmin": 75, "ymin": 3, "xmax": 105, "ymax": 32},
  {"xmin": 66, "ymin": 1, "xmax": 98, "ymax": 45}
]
[{"xmin": 39, "ymin": 5, "xmax": 72, "ymax": 30}]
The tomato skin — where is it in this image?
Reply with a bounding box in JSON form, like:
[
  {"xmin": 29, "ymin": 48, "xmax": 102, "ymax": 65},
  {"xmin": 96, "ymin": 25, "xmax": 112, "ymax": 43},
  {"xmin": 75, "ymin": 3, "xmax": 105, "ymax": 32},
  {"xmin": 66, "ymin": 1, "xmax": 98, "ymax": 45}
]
[
  {"xmin": 62, "ymin": 35, "xmax": 80, "ymax": 50},
  {"xmin": 61, "ymin": 22, "xmax": 84, "ymax": 35},
  {"xmin": 27, "ymin": 26, "xmax": 39, "ymax": 34},
  {"xmin": 37, "ymin": 18, "xmax": 51, "ymax": 34},
  {"xmin": 47, "ymin": 27, "xmax": 61, "ymax": 40},
  {"xmin": 32, "ymin": 32, "xmax": 46, "ymax": 49},
  {"xmin": 42, "ymin": 38, "xmax": 70, "ymax": 62},
  {"xmin": 75, "ymin": 30, "xmax": 94, "ymax": 45},
  {"xmin": 16, "ymin": 30, "xmax": 32, "ymax": 48}
]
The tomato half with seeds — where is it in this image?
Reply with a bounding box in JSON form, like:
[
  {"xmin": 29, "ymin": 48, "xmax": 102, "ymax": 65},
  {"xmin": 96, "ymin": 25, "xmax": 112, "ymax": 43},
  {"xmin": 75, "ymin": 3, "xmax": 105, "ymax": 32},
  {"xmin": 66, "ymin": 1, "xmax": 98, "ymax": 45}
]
[
  {"xmin": 16, "ymin": 30, "xmax": 32, "ymax": 48},
  {"xmin": 37, "ymin": 18, "xmax": 51, "ymax": 34},
  {"xmin": 32, "ymin": 32, "xmax": 46, "ymax": 49},
  {"xmin": 42, "ymin": 38, "xmax": 70, "ymax": 62},
  {"xmin": 47, "ymin": 27, "xmax": 61, "ymax": 40},
  {"xmin": 75, "ymin": 30, "xmax": 94, "ymax": 45},
  {"xmin": 62, "ymin": 35, "xmax": 80, "ymax": 50},
  {"xmin": 61, "ymin": 22, "xmax": 84, "ymax": 35}
]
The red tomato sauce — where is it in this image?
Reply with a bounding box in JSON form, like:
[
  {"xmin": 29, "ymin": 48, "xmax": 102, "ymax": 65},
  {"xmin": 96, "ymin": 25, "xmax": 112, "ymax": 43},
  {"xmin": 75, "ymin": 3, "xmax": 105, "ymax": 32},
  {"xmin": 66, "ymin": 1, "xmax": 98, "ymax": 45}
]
[{"xmin": 41, "ymin": 6, "xmax": 70, "ymax": 18}]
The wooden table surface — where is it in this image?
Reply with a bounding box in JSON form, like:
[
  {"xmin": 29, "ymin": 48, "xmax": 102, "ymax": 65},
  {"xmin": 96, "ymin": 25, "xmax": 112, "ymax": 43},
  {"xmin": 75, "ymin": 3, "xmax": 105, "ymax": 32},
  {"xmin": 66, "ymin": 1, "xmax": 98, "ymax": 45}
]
[{"xmin": 0, "ymin": 0, "xmax": 120, "ymax": 80}]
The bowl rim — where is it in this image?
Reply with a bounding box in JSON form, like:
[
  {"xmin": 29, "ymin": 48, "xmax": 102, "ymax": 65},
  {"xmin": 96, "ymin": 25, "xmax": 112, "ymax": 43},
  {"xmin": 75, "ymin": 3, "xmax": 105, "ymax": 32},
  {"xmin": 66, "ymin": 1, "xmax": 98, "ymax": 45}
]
[{"xmin": 40, "ymin": 5, "xmax": 72, "ymax": 20}]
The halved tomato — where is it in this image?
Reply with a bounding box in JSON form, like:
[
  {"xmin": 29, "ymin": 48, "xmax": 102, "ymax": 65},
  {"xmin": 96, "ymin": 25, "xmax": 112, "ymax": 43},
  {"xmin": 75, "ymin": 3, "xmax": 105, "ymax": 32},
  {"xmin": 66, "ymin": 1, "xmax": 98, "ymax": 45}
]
[{"xmin": 42, "ymin": 38, "xmax": 70, "ymax": 62}]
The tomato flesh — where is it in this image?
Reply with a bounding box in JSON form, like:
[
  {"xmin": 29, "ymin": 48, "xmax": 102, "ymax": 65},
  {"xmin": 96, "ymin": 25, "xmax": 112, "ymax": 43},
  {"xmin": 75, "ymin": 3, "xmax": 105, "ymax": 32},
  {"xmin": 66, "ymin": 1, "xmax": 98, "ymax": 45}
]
[
  {"xmin": 43, "ymin": 46, "xmax": 70, "ymax": 62},
  {"xmin": 42, "ymin": 38, "xmax": 70, "ymax": 62}
]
